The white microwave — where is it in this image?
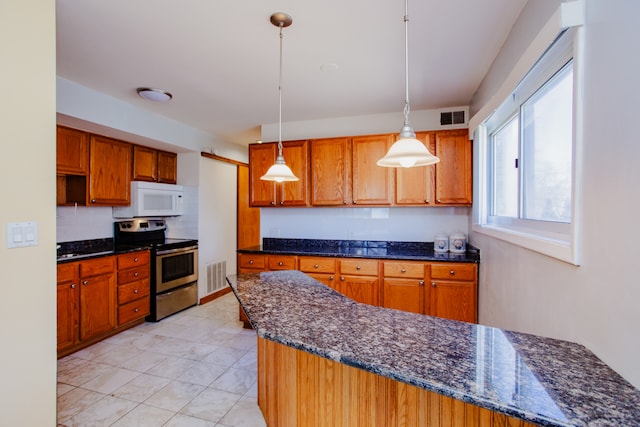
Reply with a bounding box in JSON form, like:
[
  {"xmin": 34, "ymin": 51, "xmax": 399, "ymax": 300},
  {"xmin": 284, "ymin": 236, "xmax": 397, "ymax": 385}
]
[{"xmin": 113, "ymin": 181, "xmax": 184, "ymax": 218}]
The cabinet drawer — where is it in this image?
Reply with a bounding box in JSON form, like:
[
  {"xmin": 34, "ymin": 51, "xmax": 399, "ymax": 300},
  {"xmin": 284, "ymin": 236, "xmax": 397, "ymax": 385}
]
[
  {"xmin": 79, "ymin": 256, "xmax": 115, "ymax": 278},
  {"xmin": 431, "ymin": 263, "xmax": 477, "ymax": 281},
  {"xmin": 118, "ymin": 296, "xmax": 150, "ymax": 325},
  {"xmin": 118, "ymin": 266, "xmax": 150, "ymax": 284},
  {"xmin": 117, "ymin": 251, "xmax": 150, "ymax": 269},
  {"xmin": 383, "ymin": 261, "xmax": 424, "ymax": 279},
  {"xmin": 57, "ymin": 262, "xmax": 78, "ymax": 282},
  {"xmin": 239, "ymin": 254, "xmax": 266, "ymax": 269},
  {"xmin": 299, "ymin": 257, "xmax": 336, "ymax": 274},
  {"xmin": 118, "ymin": 279, "xmax": 150, "ymax": 304},
  {"xmin": 268, "ymin": 256, "xmax": 297, "ymax": 270},
  {"xmin": 340, "ymin": 259, "xmax": 379, "ymax": 276}
]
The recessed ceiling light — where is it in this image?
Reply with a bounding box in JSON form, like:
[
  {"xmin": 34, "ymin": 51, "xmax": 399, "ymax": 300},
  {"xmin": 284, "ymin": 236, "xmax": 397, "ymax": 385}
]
[{"xmin": 136, "ymin": 87, "xmax": 173, "ymax": 102}]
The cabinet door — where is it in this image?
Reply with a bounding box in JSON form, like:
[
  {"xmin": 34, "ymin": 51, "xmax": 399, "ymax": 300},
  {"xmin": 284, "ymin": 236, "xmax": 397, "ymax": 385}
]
[
  {"xmin": 132, "ymin": 145, "xmax": 158, "ymax": 182},
  {"xmin": 351, "ymin": 134, "xmax": 394, "ymax": 205},
  {"xmin": 434, "ymin": 129, "xmax": 472, "ymax": 205},
  {"xmin": 279, "ymin": 140, "xmax": 309, "ymax": 206},
  {"xmin": 249, "ymin": 143, "xmax": 277, "ymax": 206},
  {"xmin": 157, "ymin": 150, "xmax": 177, "ymax": 184},
  {"xmin": 88, "ymin": 135, "xmax": 132, "ymax": 205},
  {"xmin": 79, "ymin": 273, "xmax": 116, "ymax": 341},
  {"xmin": 310, "ymin": 137, "xmax": 350, "ymax": 206},
  {"xmin": 307, "ymin": 273, "xmax": 338, "ymax": 291},
  {"xmin": 428, "ymin": 280, "xmax": 477, "ymax": 323},
  {"xmin": 57, "ymin": 263, "xmax": 79, "ymax": 353},
  {"xmin": 57, "ymin": 126, "xmax": 89, "ymax": 175},
  {"xmin": 382, "ymin": 278, "xmax": 424, "ymax": 314},
  {"xmin": 395, "ymin": 132, "xmax": 436, "ymax": 205},
  {"xmin": 339, "ymin": 275, "xmax": 379, "ymax": 306}
]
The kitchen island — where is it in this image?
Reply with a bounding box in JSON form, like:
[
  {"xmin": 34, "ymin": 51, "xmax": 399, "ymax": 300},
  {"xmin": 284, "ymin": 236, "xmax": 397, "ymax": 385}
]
[{"xmin": 227, "ymin": 270, "xmax": 640, "ymax": 427}]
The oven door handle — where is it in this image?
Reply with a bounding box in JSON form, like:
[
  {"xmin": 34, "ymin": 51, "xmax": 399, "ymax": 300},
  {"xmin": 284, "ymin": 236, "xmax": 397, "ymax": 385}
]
[{"xmin": 156, "ymin": 245, "xmax": 198, "ymax": 256}]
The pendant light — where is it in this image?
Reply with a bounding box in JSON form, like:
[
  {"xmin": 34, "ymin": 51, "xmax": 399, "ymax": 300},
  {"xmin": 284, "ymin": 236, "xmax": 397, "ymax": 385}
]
[
  {"xmin": 260, "ymin": 13, "xmax": 299, "ymax": 182},
  {"xmin": 377, "ymin": 0, "xmax": 440, "ymax": 168}
]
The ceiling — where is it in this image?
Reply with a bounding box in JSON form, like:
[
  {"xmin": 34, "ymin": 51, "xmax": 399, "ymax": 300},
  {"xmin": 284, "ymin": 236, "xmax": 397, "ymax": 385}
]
[{"xmin": 56, "ymin": 0, "xmax": 527, "ymax": 147}]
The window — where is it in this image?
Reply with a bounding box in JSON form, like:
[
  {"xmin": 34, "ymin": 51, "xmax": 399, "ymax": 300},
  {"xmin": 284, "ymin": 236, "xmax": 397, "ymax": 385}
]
[{"xmin": 475, "ymin": 29, "xmax": 581, "ymax": 265}]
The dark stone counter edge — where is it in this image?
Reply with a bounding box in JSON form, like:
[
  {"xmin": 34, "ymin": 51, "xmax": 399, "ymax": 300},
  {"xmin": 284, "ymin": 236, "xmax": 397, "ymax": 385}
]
[
  {"xmin": 227, "ymin": 276, "xmax": 580, "ymax": 427},
  {"xmin": 238, "ymin": 238, "xmax": 480, "ymax": 263},
  {"xmin": 56, "ymin": 238, "xmax": 151, "ymax": 263}
]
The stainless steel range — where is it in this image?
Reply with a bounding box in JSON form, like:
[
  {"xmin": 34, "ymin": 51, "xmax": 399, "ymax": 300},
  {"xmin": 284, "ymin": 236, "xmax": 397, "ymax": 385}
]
[{"xmin": 114, "ymin": 219, "xmax": 198, "ymax": 321}]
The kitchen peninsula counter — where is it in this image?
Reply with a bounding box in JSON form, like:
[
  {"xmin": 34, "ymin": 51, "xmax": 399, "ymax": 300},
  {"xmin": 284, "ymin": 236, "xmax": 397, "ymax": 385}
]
[{"xmin": 227, "ymin": 270, "xmax": 640, "ymax": 427}]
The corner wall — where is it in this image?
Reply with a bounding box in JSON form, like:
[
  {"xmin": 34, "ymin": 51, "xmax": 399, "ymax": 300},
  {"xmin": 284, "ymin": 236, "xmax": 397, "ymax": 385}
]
[
  {"xmin": 469, "ymin": 0, "xmax": 640, "ymax": 388},
  {"xmin": 0, "ymin": 0, "xmax": 57, "ymax": 424}
]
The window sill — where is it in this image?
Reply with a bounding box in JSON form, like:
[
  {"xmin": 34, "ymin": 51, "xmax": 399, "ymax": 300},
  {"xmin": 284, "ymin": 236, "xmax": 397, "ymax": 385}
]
[{"xmin": 472, "ymin": 222, "xmax": 580, "ymax": 265}]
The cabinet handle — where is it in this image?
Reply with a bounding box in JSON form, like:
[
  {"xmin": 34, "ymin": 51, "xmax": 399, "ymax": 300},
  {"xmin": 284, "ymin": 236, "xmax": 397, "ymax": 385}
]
[
  {"xmin": 343, "ymin": 200, "xmax": 348, "ymax": 204},
  {"xmin": 278, "ymin": 261, "xmax": 283, "ymax": 266},
  {"xmin": 249, "ymin": 260, "xmax": 254, "ymax": 265},
  {"xmin": 133, "ymin": 289, "xmax": 139, "ymax": 294},
  {"xmin": 437, "ymin": 199, "xmax": 442, "ymax": 203},
  {"xmin": 313, "ymin": 264, "xmax": 319, "ymax": 269},
  {"xmin": 353, "ymin": 200, "xmax": 358, "ymax": 204},
  {"xmin": 419, "ymin": 281, "xmax": 424, "ymax": 286},
  {"xmin": 270, "ymin": 201, "xmax": 275, "ymax": 205},
  {"xmin": 134, "ymin": 308, "xmax": 139, "ymax": 313},
  {"xmin": 340, "ymin": 276, "xmax": 345, "ymax": 281},
  {"xmin": 401, "ymin": 268, "xmax": 406, "ymax": 273},
  {"xmin": 71, "ymin": 284, "xmax": 76, "ymax": 289},
  {"xmin": 91, "ymin": 199, "xmax": 96, "ymax": 203},
  {"xmin": 158, "ymin": 178, "xmax": 163, "ymax": 183},
  {"xmin": 134, "ymin": 272, "xmax": 139, "ymax": 277},
  {"xmin": 329, "ymin": 276, "xmax": 334, "ymax": 280},
  {"xmin": 134, "ymin": 257, "xmax": 139, "ymax": 262},
  {"xmin": 356, "ymin": 265, "xmax": 361, "ymax": 270},
  {"xmin": 425, "ymin": 199, "xmax": 430, "ymax": 203},
  {"xmin": 82, "ymin": 280, "xmax": 88, "ymax": 286},
  {"xmin": 279, "ymin": 201, "xmax": 284, "ymax": 205},
  {"xmin": 431, "ymin": 282, "xmax": 436, "ymax": 287},
  {"xmin": 450, "ymin": 270, "xmax": 455, "ymax": 275}
]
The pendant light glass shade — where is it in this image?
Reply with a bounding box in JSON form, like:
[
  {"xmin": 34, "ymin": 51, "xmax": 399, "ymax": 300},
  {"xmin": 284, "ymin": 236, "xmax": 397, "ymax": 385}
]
[
  {"xmin": 260, "ymin": 13, "xmax": 299, "ymax": 182},
  {"xmin": 377, "ymin": 0, "xmax": 439, "ymax": 169}
]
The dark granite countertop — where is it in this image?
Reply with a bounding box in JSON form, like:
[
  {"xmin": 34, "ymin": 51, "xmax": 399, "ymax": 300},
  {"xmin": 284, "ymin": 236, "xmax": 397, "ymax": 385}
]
[
  {"xmin": 238, "ymin": 238, "xmax": 480, "ymax": 263},
  {"xmin": 56, "ymin": 238, "xmax": 149, "ymax": 263},
  {"xmin": 227, "ymin": 270, "xmax": 640, "ymax": 427}
]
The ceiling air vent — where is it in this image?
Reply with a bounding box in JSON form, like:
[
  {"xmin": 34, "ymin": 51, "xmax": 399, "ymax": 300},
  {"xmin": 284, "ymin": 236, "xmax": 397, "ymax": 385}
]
[{"xmin": 440, "ymin": 110, "xmax": 466, "ymax": 126}]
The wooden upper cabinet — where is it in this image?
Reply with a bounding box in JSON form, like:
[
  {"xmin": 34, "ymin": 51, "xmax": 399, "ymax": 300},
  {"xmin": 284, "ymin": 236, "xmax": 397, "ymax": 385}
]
[
  {"xmin": 88, "ymin": 135, "xmax": 132, "ymax": 206},
  {"xmin": 395, "ymin": 132, "xmax": 436, "ymax": 205},
  {"xmin": 310, "ymin": 137, "xmax": 351, "ymax": 206},
  {"xmin": 249, "ymin": 141, "xmax": 309, "ymax": 207},
  {"xmin": 157, "ymin": 150, "xmax": 177, "ymax": 184},
  {"xmin": 351, "ymin": 134, "xmax": 394, "ymax": 205},
  {"xmin": 434, "ymin": 129, "xmax": 472, "ymax": 205},
  {"xmin": 133, "ymin": 147, "xmax": 177, "ymax": 184},
  {"xmin": 57, "ymin": 126, "xmax": 89, "ymax": 175},
  {"xmin": 132, "ymin": 145, "xmax": 158, "ymax": 182}
]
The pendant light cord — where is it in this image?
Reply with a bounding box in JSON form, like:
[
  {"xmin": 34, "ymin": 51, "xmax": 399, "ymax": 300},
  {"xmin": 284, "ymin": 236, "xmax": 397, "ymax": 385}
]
[
  {"xmin": 277, "ymin": 23, "xmax": 284, "ymax": 156},
  {"xmin": 403, "ymin": 0, "xmax": 410, "ymax": 126}
]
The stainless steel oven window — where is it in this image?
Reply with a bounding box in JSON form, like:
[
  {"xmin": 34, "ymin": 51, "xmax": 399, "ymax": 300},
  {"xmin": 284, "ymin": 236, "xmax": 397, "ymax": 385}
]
[{"xmin": 155, "ymin": 246, "xmax": 198, "ymax": 293}]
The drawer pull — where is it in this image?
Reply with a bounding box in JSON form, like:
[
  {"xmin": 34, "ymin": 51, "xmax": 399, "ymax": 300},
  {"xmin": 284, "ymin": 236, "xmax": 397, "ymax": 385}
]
[
  {"xmin": 340, "ymin": 276, "xmax": 345, "ymax": 281},
  {"xmin": 356, "ymin": 265, "xmax": 361, "ymax": 271},
  {"xmin": 401, "ymin": 268, "xmax": 406, "ymax": 273},
  {"xmin": 249, "ymin": 260, "xmax": 254, "ymax": 265},
  {"xmin": 431, "ymin": 282, "xmax": 436, "ymax": 287},
  {"xmin": 314, "ymin": 264, "xmax": 319, "ymax": 269},
  {"xmin": 134, "ymin": 272, "xmax": 139, "ymax": 277},
  {"xmin": 133, "ymin": 289, "xmax": 139, "ymax": 294},
  {"xmin": 82, "ymin": 280, "xmax": 88, "ymax": 286},
  {"xmin": 134, "ymin": 308, "xmax": 139, "ymax": 313},
  {"xmin": 71, "ymin": 284, "xmax": 76, "ymax": 289},
  {"xmin": 134, "ymin": 257, "xmax": 139, "ymax": 262},
  {"xmin": 278, "ymin": 261, "xmax": 283, "ymax": 266},
  {"xmin": 329, "ymin": 276, "xmax": 334, "ymax": 280},
  {"xmin": 450, "ymin": 270, "xmax": 455, "ymax": 275},
  {"xmin": 419, "ymin": 280, "xmax": 424, "ymax": 286}
]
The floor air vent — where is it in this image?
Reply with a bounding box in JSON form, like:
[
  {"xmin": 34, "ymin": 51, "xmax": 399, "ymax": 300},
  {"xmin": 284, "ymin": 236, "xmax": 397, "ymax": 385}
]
[
  {"xmin": 206, "ymin": 260, "xmax": 227, "ymax": 294},
  {"xmin": 440, "ymin": 110, "xmax": 466, "ymax": 125}
]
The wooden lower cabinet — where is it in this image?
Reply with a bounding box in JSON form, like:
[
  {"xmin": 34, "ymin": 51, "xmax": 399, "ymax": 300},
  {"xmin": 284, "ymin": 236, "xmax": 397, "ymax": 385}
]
[
  {"xmin": 57, "ymin": 253, "xmax": 151, "ymax": 357},
  {"xmin": 381, "ymin": 261, "xmax": 426, "ymax": 314},
  {"xmin": 116, "ymin": 251, "xmax": 151, "ymax": 326},
  {"xmin": 337, "ymin": 259, "xmax": 379, "ymax": 306},
  {"xmin": 298, "ymin": 257, "xmax": 337, "ymax": 290},
  {"xmin": 258, "ymin": 337, "xmax": 535, "ymax": 427}
]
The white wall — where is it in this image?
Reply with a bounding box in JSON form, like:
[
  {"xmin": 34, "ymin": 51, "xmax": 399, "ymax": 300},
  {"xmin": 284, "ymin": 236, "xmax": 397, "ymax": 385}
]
[
  {"xmin": 0, "ymin": 0, "xmax": 57, "ymax": 424},
  {"xmin": 468, "ymin": 0, "xmax": 640, "ymax": 388}
]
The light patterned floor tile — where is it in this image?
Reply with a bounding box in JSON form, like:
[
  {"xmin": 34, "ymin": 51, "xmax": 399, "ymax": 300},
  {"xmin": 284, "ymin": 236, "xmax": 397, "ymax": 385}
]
[
  {"xmin": 111, "ymin": 373, "xmax": 171, "ymax": 403},
  {"xmin": 163, "ymin": 413, "xmax": 216, "ymax": 427},
  {"xmin": 218, "ymin": 397, "xmax": 267, "ymax": 427},
  {"xmin": 209, "ymin": 367, "xmax": 256, "ymax": 396},
  {"xmin": 144, "ymin": 380, "xmax": 205, "ymax": 412},
  {"xmin": 201, "ymin": 347, "xmax": 248, "ymax": 368},
  {"xmin": 177, "ymin": 361, "xmax": 227, "ymax": 387},
  {"xmin": 67, "ymin": 395, "xmax": 137, "ymax": 427},
  {"xmin": 79, "ymin": 366, "xmax": 141, "ymax": 394},
  {"xmin": 109, "ymin": 403, "xmax": 174, "ymax": 427},
  {"xmin": 179, "ymin": 387, "xmax": 241, "ymax": 423},
  {"xmin": 57, "ymin": 387, "xmax": 106, "ymax": 425}
]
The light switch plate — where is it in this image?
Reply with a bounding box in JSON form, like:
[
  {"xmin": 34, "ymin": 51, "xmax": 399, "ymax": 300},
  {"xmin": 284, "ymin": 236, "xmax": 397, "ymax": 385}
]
[{"xmin": 6, "ymin": 221, "xmax": 38, "ymax": 248}]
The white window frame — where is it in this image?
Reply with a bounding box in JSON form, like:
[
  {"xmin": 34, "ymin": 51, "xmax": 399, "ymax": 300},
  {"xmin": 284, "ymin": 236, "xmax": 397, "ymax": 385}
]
[{"xmin": 473, "ymin": 14, "xmax": 584, "ymax": 266}]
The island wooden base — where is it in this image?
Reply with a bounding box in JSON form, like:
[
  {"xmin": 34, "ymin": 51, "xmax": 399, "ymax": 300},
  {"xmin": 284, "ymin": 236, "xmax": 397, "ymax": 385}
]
[{"xmin": 257, "ymin": 337, "xmax": 537, "ymax": 427}]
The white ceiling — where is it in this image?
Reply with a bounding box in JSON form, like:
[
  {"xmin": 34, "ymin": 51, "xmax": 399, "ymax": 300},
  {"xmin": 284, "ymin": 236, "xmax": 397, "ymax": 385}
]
[{"xmin": 56, "ymin": 0, "xmax": 527, "ymax": 146}]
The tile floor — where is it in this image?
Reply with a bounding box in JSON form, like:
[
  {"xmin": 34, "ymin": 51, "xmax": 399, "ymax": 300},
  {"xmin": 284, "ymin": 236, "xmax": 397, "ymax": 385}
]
[{"xmin": 57, "ymin": 292, "xmax": 267, "ymax": 427}]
